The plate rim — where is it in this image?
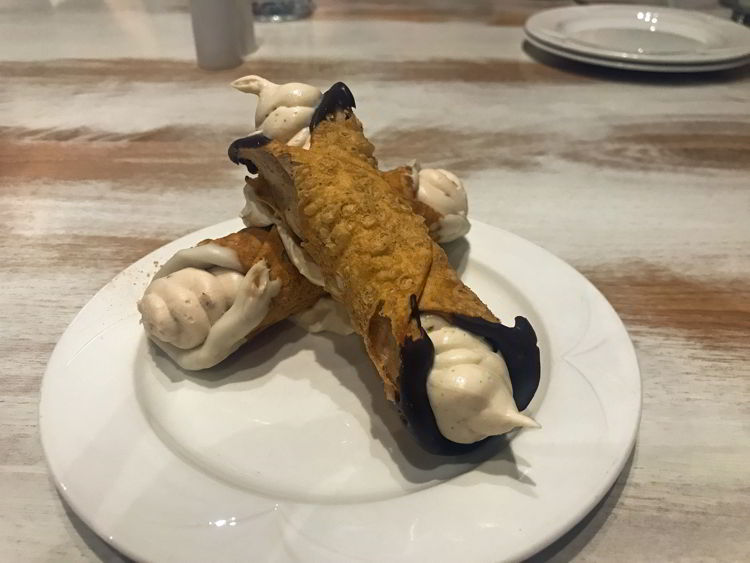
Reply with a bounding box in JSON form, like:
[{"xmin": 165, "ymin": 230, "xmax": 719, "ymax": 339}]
[
  {"xmin": 39, "ymin": 218, "xmax": 642, "ymax": 562},
  {"xmin": 525, "ymin": 4, "xmax": 750, "ymax": 65},
  {"xmin": 525, "ymin": 32, "xmax": 750, "ymax": 72}
]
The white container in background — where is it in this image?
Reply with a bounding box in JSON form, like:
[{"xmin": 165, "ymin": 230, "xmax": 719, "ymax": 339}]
[{"xmin": 190, "ymin": 0, "xmax": 257, "ymax": 70}]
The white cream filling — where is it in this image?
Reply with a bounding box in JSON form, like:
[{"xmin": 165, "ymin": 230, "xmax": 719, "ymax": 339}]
[
  {"xmin": 286, "ymin": 127, "xmax": 311, "ymax": 149},
  {"xmin": 259, "ymin": 106, "xmax": 316, "ymax": 144},
  {"xmin": 415, "ymin": 166, "xmax": 470, "ymax": 243},
  {"xmin": 231, "ymin": 75, "xmax": 321, "ymax": 145},
  {"xmin": 429, "ymin": 213, "xmax": 471, "ymax": 244},
  {"xmin": 232, "ymin": 75, "xmax": 471, "ymax": 244},
  {"xmin": 241, "ymin": 181, "xmax": 325, "ymax": 288},
  {"xmin": 276, "ymin": 224, "xmax": 325, "ymax": 287},
  {"xmin": 139, "ymin": 245, "xmax": 280, "ymax": 370},
  {"xmin": 240, "ymin": 182, "xmax": 276, "ymax": 228},
  {"xmin": 290, "ymin": 297, "xmax": 354, "ymax": 335},
  {"xmin": 139, "ymin": 266, "xmax": 244, "ymax": 349},
  {"xmin": 421, "ymin": 314, "xmax": 538, "ymax": 444}
]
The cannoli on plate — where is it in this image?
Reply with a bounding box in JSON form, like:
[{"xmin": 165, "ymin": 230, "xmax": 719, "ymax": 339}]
[
  {"xmin": 228, "ymin": 83, "xmax": 541, "ymax": 454},
  {"xmin": 138, "ymin": 227, "xmax": 324, "ymax": 370},
  {"xmin": 139, "ymin": 167, "xmax": 464, "ymax": 370},
  {"xmin": 232, "ymin": 75, "xmax": 470, "ymax": 243},
  {"xmin": 138, "ymin": 77, "xmax": 473, "ymax": 371}
]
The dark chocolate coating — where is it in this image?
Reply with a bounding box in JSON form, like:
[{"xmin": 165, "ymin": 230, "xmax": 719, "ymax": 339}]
[
  {"xmin": 228, "ymin": 81, "xmax": 355, "ymax": 170},
  {"xmin": 452, "ymin": 314, "xmax": 541, "ymax": 411},
  {"xmin": 400, "ymin": 322, "xmax": 490, "ymax": 456},
  {"xmin": 399, "ymin": 299, "xmax": 541, "ymax": 456},
  {"xmin": 309, "ymin": 82, "xmax": 356, "ymax": 130},
  {"xmin": 227, "ymin": 133, "xmax": 272, "ymax": 173}
]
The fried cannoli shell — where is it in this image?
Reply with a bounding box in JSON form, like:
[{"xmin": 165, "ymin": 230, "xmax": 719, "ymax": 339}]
[
  {"xmin": 200, "ymin": 226, "xmax": 325, "ymax": 336},
  {"xmin": 381, "ymin": 166, "xmax": 443, "ymax": 231},
  {"xmin": 246, "ymin": 159, "xmax": 442, "ymax": 241},
  {"xmin": 234, "ymin": 117, "xmax": 535, "ymax": 402},
  {"xmin": 230, "ymin": 84, "xmax": 539, "ymax": 455}
]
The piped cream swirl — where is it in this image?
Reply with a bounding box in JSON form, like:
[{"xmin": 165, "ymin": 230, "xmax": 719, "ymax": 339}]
[
  {"xmin": 138, "ymin": 244, "xmax": 280, "ymax": 370},
  {"xmin": 231, "ymin": 75, "xmax": 321, "ymax": 147},
  {"xmin": 232, "ymin": 76, "xmax": 471, "ymax": 243},
  {"xmin": 422, "ymin": 314, "xmax": 538, "ymax": 444},
  {"xmin": 139, "ymin": 266, "xmax": 244, "ymax": 349},
  {"xmin": 415, "ymin": 166, "xmax": 470, "ymax": 243}
]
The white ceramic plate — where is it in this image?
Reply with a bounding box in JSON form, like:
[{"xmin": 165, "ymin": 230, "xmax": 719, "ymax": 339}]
[
  {"xmin": 40, "ymin": 219, "xmax": 641, "ymax": 563},
  {"xmin": 525, "ymin": 33, "xmax": 750, "ymax": 72},
  {"xmin": 525, "ymin": 5, "xmax": 750, "ymax": 67}
]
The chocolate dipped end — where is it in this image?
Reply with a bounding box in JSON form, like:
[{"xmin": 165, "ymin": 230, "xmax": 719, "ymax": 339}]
[
  {"xmin": 399, "ymin": 297, "xmax": 490, "ymax": 456},
  {"xmin": 452, "ymin": 314, "xmax": 541, "ymax": 411},
  {"xmin": 227, "ymin": 133, "xmax": 272, "ymax": 173},
  {"xmin": 400, "ymin": 297, "xmax": 541, "ymax": 456},
  {"xmin": 310, "ymin": 82, "xmax": 356, "ymax": 130}
]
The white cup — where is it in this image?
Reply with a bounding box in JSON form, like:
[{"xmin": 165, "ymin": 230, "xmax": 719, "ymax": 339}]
[{"xmin": 190, "ymin": 0, "xmax": 257, "ymax": 70}]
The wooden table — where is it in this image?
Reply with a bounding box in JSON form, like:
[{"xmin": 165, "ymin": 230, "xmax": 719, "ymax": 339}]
[{"xmin": 1, "ymin": 1, "xmax": 748, "ymax": 561}]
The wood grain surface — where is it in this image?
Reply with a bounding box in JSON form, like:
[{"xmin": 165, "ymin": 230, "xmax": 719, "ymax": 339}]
[{"xmin": 1, "ymin": 1, "xmax": 748, "ymax": 562}]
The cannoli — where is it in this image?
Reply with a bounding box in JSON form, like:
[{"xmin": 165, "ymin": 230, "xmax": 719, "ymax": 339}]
[
  {"xmin": 232, "ymin": 75, "xmax": 470, "ymax": 243},
  {"xmin": 138, "ymin": 227, "xmax": 324, "ymax": 370},
  {"xmin": 228, "ymin": 83, "xmax": 541, "ymax": 454},
  {"xmin": 139, "ymin": 166, "xmax": 469, "ymax": 371}
]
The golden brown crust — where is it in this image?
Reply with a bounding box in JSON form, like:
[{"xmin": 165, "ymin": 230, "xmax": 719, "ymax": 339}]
[
  {"xmin": 202, "ymin": 227, "xmax": 325, "ymax": 335},
  {"xmin": 199, "ymin": 227, "xmax": 268, "ymax": 271},
  {"xmin": 239, "ymin": 118, "xmax": 498, "ymax": 400},
  {"xmin": 419, "ymin": 244, "xmax": 497, "ymax": 323},
  {"xmin": 308, "ymin": 110, "xmax": 378, "ymax": 169}
]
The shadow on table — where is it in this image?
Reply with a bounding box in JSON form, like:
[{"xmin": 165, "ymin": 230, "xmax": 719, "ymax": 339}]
[
  {"xmin": 523, "ymin": 41, "xmax": 750, "ymax": 84},
  {"xmin": 524, "ymin": 447, "xmax": 636, "ymax": 562}
]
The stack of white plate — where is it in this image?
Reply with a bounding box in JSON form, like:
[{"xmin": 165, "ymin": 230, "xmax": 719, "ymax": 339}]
[{"xmin": 525, "ymin": 4, "xmax": 750, "ymax": 72}]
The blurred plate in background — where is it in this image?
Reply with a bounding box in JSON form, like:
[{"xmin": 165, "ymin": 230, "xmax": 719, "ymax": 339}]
[{"xmin": 525, "ymin": 5, "xmax": 750, "ymax": 70}]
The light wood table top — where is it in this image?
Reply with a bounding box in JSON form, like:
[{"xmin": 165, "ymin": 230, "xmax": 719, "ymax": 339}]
[{"xmin": 1, "ymin": 1, "xmax": 748, "ymax": 561}]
